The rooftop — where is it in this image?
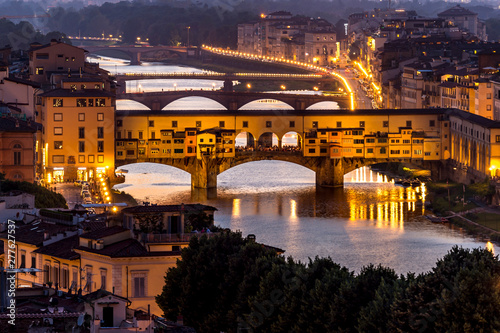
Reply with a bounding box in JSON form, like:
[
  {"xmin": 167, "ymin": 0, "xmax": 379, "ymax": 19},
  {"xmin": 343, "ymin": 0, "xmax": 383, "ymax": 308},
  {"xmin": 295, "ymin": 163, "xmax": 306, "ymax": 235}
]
[
  {"xmin": 39, "ymin": 88, "xmax": 113, "ymax": 98},
  {"xmin": 438, "ymin": 5, "xmax": 477, "ymax": 17},
  {"xmin": 75, "ymin": 238, "xmax": 181, "ymax": 258},
  {"xmin": 80, "ymin": 226, "xmax": 130, "ymax": 240},
  {"xmin": 0, "ymin": 222, "xmax": 76, "ymax": 246},
  {"xmin": 33, "ymin": 235, "xmax": 80, "ymax": 260}
]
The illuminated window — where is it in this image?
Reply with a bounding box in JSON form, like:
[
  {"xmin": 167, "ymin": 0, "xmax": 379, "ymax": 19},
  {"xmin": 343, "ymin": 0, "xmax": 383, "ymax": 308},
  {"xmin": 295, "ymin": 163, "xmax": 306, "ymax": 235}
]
[
  {"xmin": 54, "ymin": 141, "xmax": 63, "ymax": 150},
  {"xmin": 97, "ymin": 113, "xmax": 104, "ymax": 121},
  {"xmin": 79, "ymin": 113, "xmax": 85, "ymax": 121},
  {"xmin": 54, "ymin": 127, "xmax": 63, "ymax": 135},
  {"xmin": 54, "ymin": 113, "xmax": 63, "ymax": 121},
  {"xmin": 97, "ymin": 155, "xmax": 104, "ymax": 163},
  {"xmin": 53, "ymin": 99, "xmax": 63, "ymax": 107}
]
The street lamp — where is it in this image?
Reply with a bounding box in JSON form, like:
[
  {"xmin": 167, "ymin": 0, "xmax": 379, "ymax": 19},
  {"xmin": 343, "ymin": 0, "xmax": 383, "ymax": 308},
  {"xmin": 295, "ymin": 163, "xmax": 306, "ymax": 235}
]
[
  {"xmin": 173, "ymin": 83, "xmax": 177, "ymax": 91},
  {"xmin": 186, "ymin": 26, "xmax": 190, "ymax": 47}
]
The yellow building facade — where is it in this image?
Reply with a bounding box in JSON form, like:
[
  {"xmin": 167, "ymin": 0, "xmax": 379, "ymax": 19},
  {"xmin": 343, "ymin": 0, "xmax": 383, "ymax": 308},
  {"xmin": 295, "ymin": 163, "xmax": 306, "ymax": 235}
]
[{"xmin": 38, "ymin": 82, "xmax": 115, "ymax": 182}]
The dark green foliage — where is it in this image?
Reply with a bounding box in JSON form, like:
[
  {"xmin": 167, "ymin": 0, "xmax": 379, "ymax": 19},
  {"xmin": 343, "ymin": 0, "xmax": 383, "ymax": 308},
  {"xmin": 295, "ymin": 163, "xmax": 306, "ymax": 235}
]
[
  {"xmin": 155, "ymin": 231, "xmax": 279, "ymax": 333},
  {"xmin": 0, "ymin": 18, "xmax": 69, "ymax": 51},
  {"xmin": 184, "ymin": 211, "xmax": 213, "ymax": 232},
  {"xmin": 158, "ymin": 237, "xmax": 500, "ymax": 333},
  {"xmin": 0, "ymin": 180, "xmax": 67, "ymax": 208}
]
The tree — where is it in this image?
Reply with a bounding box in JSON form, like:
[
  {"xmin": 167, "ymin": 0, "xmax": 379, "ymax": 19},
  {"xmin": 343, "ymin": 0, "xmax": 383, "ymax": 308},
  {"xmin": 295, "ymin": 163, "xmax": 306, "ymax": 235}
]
[{"xmin": 156, "ymin": 231, "xmax": 279, "ymax": 333}]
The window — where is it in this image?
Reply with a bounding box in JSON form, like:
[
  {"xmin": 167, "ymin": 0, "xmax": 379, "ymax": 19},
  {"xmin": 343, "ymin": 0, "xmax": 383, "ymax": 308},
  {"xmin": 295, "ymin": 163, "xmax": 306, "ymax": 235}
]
[
  {"xmin": 380, "ymin": 147, "xmax": 386, "ymax": 154},
  {"xmin": 97, "ymin": 113, "xmax": 104, "ymax": 121},
  {"xmin": 81, "ymin": 84, "xmax": 86, "ymax": 90},
  {"xmin": 88, "ymin": 99, "xmax": 93, "ymax": 107},
  {"xmin": 76, "ymin": 99, "xmax": 87, "ymax": 107},
  {"xmin": 496, "ymin": 135, "xmax": 500, "ymax": 143},
  {"xmin": 151, "ymin": 132, "xmax": 156, "ymax": 139},
  {"xmin": 354, "ymin": 139, "xmax": 364, "ymax": 144},
  {"xmin": 54, "ymin": 127, "xmax": 63, "ymax": 135},
  {"xmin": 79, "ymin": 141, "xmax": 85, "ymax": 153},
  {"xmin": 487, "ymin": 105, "xmax": 492, "ymax": 111},
  {"xmin": 367, "ymin": 148, "xmax": 373, "ymax": 153},
  {"xmin": 403, "ymin": 140, "xmax": 410, "ymax": 144},
  {"xmin": 54, "ymin": 141, "xmax": 63, "ymax": 150},
  {"xmin": 174, "ymin": 149, "xmax": 183, "ymax": 154},
  {"xmin": 117, "ymin": 151, "xmax": 123, "ymax": 156},
  {"xmin": 95, "ymin": 98, "xmax": 106, "ymax": 107},
  {"xmin": 390, "ymin": 150, "xmax": 400, "ymax": 154},
  {"xmin": 95, "ymin": 84, "xmax": 101, "ymax": 89},
  {"xmin": 62, "ymin": 267, "xmax": 69, "ymax": 289},
  {"xmin": 366, "ymin": 138, "xmax": 375, "ymax": 143},
  {"xmin": 35, "ymin": 67, "xmax": 44, "ymax": 75},
  {"xmin": 100, "ymin": 270, "xmax": 107, "ymax": 290},
  {"xmin": 53, "ymin": 98, "xmax": 63, "ymax": 107},
  {"xmin": 79, "ymin": 127, "xmax": 85, "ymax": 139},
  {"xmin": 52, "ymin": 155, "xmax": 64, "ymax": 163},
  {"xmin": 429, "ymin": 120, "xmax": 435, "ymax": 127},
  {"xmin": 31, "ymin": 256, "xmax": 36, "ymax": 269},
  {"xmin": 308, "ymin": 139, "xmax": 316, "ymax": 144},
  {"xmin": 44, "ymin": 264, "xmax": 50, "ymax": 283},
  {"xmin": 133, "ymin": 277, "xmax": 146, "ymax": 297},
  {"xmin": 79, "ymin": 155, "xmax": 85, "ymax": 163},
  {"xmin": 98, "ymin": 155, "xmax": 104, "ymax": 163},
  {"xmin": 98, "ymin": 127, "xmax": 104, "ymax": 139},
  {"xmin": 487, "ymin": 93, "xmax": 492, "ymax": 99},
  {"xmin": 88, "ymin": 155, "xmax": 95, "ymax": 163},
  {"xmin": 242, "ymin": 121, "xmax": 248, "ymax": 128},
  {"xmin": 116, "ymin": 132, "xmax": 121, "ymax": 139},
  {"xmin": 378, "ymin": 138, "xmax": 387, "ymax": 143},
  {"xmin": 116, "ymin": 120, "xmax": 122, "ymax": 127},
  {"xmin": 403, "ymin": 150, "xmax": 410, "ymax": 154},
  {"xmin": 336, "ymin": 121, "xmax": 342, "ymax": 128},
  {"xmin": 78, "ymin": 113, "xmax": 85, "ymax": 121},
  {"xmin": 266, "ymin": 121, "xmax": 272, "ymax": 128},
  {"xmin": 54, "ymin": 113, "xmax": 63, "ymax": 121},
  {"xmin": 196, "ymin": 121, "xmax": 202, "ymax": 127},
  {"xmin": 359, "ymin": 121, "xmax": 365, "ymax": 127},
  {"xmin": 219, "ymin": 121, "xmax": 225, "ymax": 128},
  {"xmin": 414, "ymin": 150, "xmax": 422, "ymax": 155},
  {"xmin": 312, "ymin": 121, "xmax": 318, "ymax": 128},
  {"xmin": 308, "ymin": 148, "xmax": 316, "ymax": 153},
  {"xmin": 13, "ymin": 151, "xmax": 21, "ymax": 165},
  {"xmin": 383, "ymin": 121, "xmax": 388, "ymax": 127},
  {"xmin": 149, "ymin": 120, "xmax": 154, "ymax": 127},
  {"xmin": 98, "ymin": 141, "xmax": 104, "ymax": 152},
  {"xmin": 138, "ymin": 131, "xmax": 143, "ymax": 140},
  {"xmin": 20, "ymin": 253, "xmax": 25, "ymax": 268},
  {"xmin": 320, "ymin": 148, "xmax": 327, "ymax": 153},
  {"xmin": 289, "ymin": 121, "xmax": 295, "ymax": 128},
  {"xmin": 406, "ymin": 120, "xmax": 412, "ymax": 127},
  {"xmin": 425, "ymin": 152, "xmax": 431, "ymax": 156},
  {"xmin": 172, "ymin": 121, "xmax": 178, "ymax": 128}
]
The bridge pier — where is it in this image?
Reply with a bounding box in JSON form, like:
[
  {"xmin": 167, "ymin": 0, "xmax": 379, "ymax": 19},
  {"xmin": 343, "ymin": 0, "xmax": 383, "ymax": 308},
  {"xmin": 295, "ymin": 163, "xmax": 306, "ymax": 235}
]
[
  {"xmin": 130, "ymin": 52, "xmax": 141, "ymax": 65},
  {"xmin": 191, "ymin": 158, "xmax": 218, "ymax": 189},
  {"xmin": 223, "ymin": 80, "xmax": 233, "ymax": 92},
  {"xmin": 315, "ymin": 158, "xmax": 344, "ymax": 187}
]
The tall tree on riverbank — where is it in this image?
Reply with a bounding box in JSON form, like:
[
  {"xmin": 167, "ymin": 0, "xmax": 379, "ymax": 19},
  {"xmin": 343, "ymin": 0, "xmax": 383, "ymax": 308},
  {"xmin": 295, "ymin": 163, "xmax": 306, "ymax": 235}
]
[{"xmin": 157, "ymin": 232, "xmax": 500, "ymax": 333}]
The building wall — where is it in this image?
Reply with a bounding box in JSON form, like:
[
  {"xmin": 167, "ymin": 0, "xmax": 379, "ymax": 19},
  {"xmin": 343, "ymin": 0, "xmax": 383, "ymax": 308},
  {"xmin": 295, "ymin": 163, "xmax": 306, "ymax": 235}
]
[
  {"xmin": 0, "ymin": 70, "xmax": 38, "ymax": 118},
  {"xmin": 0, "ymin": 130, "xmax": 36, "ymax": 182},
  {"xmin": 40, "ymin": 93, "xmax": 115, "ymax": 182},
  {"xmin": 29, "ymin": 42, "xmax": 86, "ymax": 84}
]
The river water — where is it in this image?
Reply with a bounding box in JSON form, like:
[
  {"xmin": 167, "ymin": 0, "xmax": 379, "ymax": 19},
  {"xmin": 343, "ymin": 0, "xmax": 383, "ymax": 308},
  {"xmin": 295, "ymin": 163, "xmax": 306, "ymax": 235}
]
[{"xmin": 91, "ymin": 56, "xmax": 495, "ymax": 274}]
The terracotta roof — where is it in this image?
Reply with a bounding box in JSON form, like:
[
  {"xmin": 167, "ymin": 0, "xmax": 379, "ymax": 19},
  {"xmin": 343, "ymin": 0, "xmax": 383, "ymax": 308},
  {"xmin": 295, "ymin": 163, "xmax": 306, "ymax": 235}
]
[
  {"xmin": 79, "ymin": 221, "xmax": 107, "ymax": 233},
  {"xmin": 0, "ymin": 222, "xmax": 77, "ymax": 246},
  {"xmin": 80, "ymin": 226, "xmax": 130, "ymax": 240},
  {"xmin": 4, "ymin": 76, "xmax": 41, "ymax": 88},
  {"xmin": 81, "ymin": 289, "xmax": 129, "ymax": 302},
  {"xmin": 122, "ymin": 204, "xmax": 217, "ymax": 214},
  {"xmin": 75, "ymin": 238, "xmax": 181, "ymax": 258},
  {"xmin": 438, "ymin": 5, "xmax": 477, "ymax": 17},
  {"xmin": 33, "ymin": 235, "xmax": 80, "ymax": 260},
  {"xmin": 29, "ymin": 40, "xmax": 87, "ymax": 53},
  {"xmin": 0, "ymin": 116, "xmax": 40, "ymax": 133}
]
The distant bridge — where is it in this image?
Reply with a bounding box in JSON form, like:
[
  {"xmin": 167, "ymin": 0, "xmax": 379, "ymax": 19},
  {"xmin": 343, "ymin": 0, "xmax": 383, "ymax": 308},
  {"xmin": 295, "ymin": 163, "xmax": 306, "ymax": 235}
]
[
  {"xmin": 114, "ymin": 72, "xmax": 340, "ymax": 94},
  {"xmin": 116, "ymin": 90, "xmax": 351, "ymax": 110},
  {"xmin": 85, "ymin": 45, "xmax": 192, "ymax": 64}
]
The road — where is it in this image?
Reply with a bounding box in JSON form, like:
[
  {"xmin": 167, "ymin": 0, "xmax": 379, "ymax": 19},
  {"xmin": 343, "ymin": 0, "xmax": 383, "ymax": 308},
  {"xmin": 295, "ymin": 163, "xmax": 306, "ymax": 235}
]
[{"xmin": 336, "ymin": 68, "xmax": 373, "ymax": 109}]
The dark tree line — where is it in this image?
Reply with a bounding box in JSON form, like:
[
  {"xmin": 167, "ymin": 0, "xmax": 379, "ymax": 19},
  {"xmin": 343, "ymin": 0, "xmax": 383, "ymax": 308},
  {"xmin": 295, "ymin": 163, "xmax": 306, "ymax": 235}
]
[
  {"xmin": 157, "ymin": 231, "xmax": 500, "ymax": 333},
  {"xmin": 45, "ymin": 2, "xmax": 258, "ymax": 48},
  {"xmin": 0, "ymin": 19, "xmax": 68, "ymax": 51}
]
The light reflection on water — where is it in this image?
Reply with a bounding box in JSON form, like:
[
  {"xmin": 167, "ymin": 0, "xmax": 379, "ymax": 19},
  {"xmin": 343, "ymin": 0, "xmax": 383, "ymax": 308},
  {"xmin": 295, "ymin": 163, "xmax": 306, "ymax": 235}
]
[{"xmin": 114, "ymin": 162, "xmax": 495, "ymax": 274}]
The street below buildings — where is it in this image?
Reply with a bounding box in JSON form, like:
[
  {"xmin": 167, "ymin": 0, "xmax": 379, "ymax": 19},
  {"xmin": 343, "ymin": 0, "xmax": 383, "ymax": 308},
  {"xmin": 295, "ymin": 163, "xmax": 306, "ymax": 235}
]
[{"xmin": 336, "ymin": 68, "xmax": 374, "ymax": 109}]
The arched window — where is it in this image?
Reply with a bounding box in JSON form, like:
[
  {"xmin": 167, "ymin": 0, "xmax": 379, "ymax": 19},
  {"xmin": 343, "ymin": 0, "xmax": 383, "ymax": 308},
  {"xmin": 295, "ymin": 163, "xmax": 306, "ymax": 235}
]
[
  {"xmin": 12, "ymin": 173, "xmax": 23, "ymax": 180},
  {"xmin": 13, "ymin": 144, "xmax": 22, "ymax": 149}
]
